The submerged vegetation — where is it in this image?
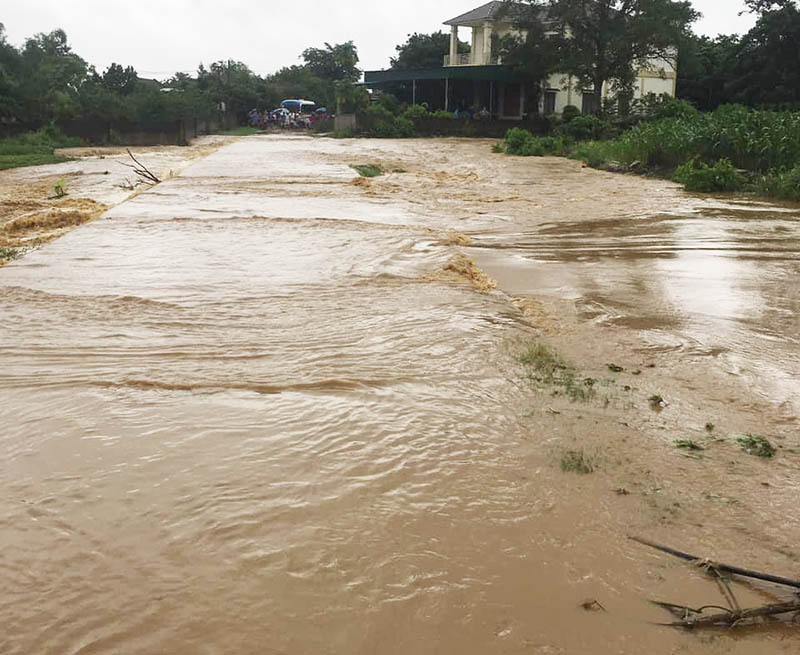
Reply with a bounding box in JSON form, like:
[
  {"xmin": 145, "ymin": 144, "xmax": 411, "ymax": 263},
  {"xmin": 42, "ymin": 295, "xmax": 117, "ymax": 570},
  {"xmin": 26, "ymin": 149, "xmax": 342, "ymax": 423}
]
[
  {"xmin": 518, "ymin": 341, "xmax": 597, "ymax": 403},
  {"xmin": 737, "ymin": 434, "xmax": 776, "ymax": 458},
  {"xmin": 0, "ymin": 246, "xmax": 21, "ymax": 263},
  {"xmin": 350, "ymin": 164, "xmax": 384, "ymax": 178},
  {"xmin": 560, "ymin": 449, "xmax": 595, "ymax": 474}
]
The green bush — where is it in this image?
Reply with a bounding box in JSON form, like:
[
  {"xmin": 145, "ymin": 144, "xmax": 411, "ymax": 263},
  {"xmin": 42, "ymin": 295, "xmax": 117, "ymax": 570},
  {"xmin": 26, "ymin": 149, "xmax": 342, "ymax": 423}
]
[
  {"xmin": 673, "ymin": 158, "xmax": 745, "ymax": 192},
  {"xmin": 504, "ymin": 129, "xmax": 570, "ymax": 157},
  {"xmin": 375, "ymin": 93, "xmax": 402, "ymax": 115},
  {"xmin": 371, "ymin": 116, "xmax": 414, "ymax": 138},
  {"xmin": 431, "ymin": 110, "xmax": 456, "ymax": 120},
  {"xmin": 561, "ymin": 105, "xmax": 580, "ymax": 123},
  {"xmin": 560, "ymin": 114, "xmax": 608, "ymax": 141},
  {"xmin": 364, "ymin": 103, "xmax": 395, "ymax": 122},
  {"xmin": 403, "ymin": 104, "xmax": 429, "ymax": 120},
  {"xmin": 754, "ymin": 165, "xmax": 800, "ymax": 201},
  {"xmin": 505, "ymin": 127, "xmax": 535, "ymax": 155}
]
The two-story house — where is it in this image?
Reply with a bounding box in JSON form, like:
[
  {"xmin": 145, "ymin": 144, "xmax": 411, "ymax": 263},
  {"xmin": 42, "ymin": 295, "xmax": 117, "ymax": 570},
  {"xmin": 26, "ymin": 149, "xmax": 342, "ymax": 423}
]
[{"xmin": 363, "ymin": 1, "xmax": 677, "ymax": 119}]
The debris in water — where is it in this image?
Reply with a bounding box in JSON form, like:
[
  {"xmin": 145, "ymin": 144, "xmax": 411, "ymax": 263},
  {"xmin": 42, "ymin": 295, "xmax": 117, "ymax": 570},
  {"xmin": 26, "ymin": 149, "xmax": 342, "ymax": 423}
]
[
  {"xmin": 580, "ymin": 599, "xmax": 606, "ymax": 612},
  {"xmin": 631, "ymin": 536, "xmax": 800, "ymax": 629}
]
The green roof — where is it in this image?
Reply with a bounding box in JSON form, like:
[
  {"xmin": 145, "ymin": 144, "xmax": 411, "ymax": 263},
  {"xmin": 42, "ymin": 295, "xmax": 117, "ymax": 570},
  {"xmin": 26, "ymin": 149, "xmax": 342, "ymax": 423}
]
[{"xmin": 363, "ymin": 65, "xmax": 522, "ymax": 85}]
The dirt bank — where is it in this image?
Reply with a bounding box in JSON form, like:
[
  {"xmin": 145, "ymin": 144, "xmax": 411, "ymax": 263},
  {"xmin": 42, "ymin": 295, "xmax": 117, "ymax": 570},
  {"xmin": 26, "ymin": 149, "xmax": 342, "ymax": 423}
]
[{"xmin": 0, "ymin": 136, "xmax": 232, "ymax": 263}]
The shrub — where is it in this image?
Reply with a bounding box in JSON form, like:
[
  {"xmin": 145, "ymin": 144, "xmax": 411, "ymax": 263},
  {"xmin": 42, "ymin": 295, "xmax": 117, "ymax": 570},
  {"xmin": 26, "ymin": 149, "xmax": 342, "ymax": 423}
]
[
  {"xmin": 560, "ymin": 114, "xmax": 607, "ymax": 141},
  {"xmin": 431, "ymin": 110, "xmax": 456, "ymax": 120},
  {"xmin": 562, "ymin": 105, "xmax": 580, "ymax": 123},
  {"xmin": 505, "ymin": 128, "xmax": 535, "ymax": 155},
  {"xmin": 375, "ymin": 93, "xmax": 401, "ymax": 115},
  {"xmin": 403, "ymin": 104, "xmax": 429, "ymax": 120},
  {"xmin": 673, "ymin": 158, "xmax": 745, "ymax": 192},
  {"xmin": 504, "ymin": 129, "xmax": 571, "ymax": 157},
  {"xmin": 370, "ymin": 116, "xmax": 414, "ymax": 138},
  {"xmin": 754, "ymin": 165, "xmax": 800, "ymax": 201},
  {"xmin": 364, "ymin": 103, "xmax": 395, "ymax": 122}
]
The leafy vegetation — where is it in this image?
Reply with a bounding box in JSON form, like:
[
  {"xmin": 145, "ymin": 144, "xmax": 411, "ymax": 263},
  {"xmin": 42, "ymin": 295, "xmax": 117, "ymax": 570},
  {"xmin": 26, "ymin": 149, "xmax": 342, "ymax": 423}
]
[
  {"xmin": 737, "ymin": 433, "xmax": 776, "ymax": 458},
  {"xmin": 0, "ymin": 125, "xmax": 78, "ymax": 170},
  {"xmin": 502, "ymin": 101, "xmax": 800, "ymax": 202},
  {"xmin": 673, "ymin": 158, "xmax": 745, "ymax": 192},
  {"xmin": 350, "ymin": 164, "xmax": 384, "ymax": 178},
  {"xmin": 0, "ymin": 247, "xmax": 21, "ymax": 262}
]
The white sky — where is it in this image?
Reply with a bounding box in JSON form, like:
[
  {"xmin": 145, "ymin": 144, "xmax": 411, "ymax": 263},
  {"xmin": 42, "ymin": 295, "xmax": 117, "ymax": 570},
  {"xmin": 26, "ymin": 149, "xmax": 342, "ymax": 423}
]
[{"xmin": 2, "ymin": 1, "xmax": 757, "ymax": 80}]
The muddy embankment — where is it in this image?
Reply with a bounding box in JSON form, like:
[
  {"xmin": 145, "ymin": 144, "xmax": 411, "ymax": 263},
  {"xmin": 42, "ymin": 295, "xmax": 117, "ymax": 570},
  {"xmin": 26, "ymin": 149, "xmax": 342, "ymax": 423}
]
[
  {"xmin": 1, "ymin": 135, "xmax": 798, "ymax": 655},
  {"xmin": 0, "ymin": 137, "xmax": 231, "ymax": 261}
]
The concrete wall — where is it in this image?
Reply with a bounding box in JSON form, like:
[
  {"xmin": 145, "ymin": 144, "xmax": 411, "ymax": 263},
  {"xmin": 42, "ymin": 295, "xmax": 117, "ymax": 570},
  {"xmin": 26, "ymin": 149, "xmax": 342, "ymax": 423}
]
[{"xmin": 335, "ymin": 114, "xmax": 357, "ymax": 132}]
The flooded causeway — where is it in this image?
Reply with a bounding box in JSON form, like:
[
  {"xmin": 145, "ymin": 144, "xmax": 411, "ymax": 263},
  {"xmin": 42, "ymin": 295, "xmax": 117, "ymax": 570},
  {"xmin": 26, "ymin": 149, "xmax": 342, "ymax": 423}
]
[{"xmin": 2, "ymin": 136, "xmax": 798, "ymax": 654}]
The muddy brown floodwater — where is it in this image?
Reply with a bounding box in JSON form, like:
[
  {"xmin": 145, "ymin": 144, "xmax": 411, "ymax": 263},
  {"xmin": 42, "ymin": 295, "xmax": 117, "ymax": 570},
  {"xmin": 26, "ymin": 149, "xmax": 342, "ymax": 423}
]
[{"xmin": 2, "ymin": 135, "xmax": 799, "ymax": 654}]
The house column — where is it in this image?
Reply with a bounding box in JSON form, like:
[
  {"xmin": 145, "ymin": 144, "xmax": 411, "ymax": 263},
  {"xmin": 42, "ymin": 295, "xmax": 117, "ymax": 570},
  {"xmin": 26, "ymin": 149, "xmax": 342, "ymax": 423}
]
[
  {"xmin": 450, "ymin": 25, "xmax": 458, "ymax": 65},
  {"xmin": 483, "ymin": 24, "xmax": 492, "ymax": 64}
]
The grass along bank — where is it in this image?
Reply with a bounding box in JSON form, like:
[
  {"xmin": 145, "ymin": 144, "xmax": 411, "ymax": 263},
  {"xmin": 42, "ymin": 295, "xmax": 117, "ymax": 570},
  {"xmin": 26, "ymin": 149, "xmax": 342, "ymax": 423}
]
[
  {"xmin": 0, "ymin": 126, "xmax": 81, "ymax": 171},
  {"xmin": 497, "ymin": 104, "xmax": 800, "ymax": 202}
]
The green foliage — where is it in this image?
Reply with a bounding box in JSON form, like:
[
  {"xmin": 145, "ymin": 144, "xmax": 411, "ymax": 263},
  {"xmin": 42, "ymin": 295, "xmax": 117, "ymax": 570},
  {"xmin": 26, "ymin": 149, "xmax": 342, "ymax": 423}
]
[
  {"xmin": 561, "ymin": 105, "xmax": 580, "ymax": 123},
  {"xmin": 0, "ymin": 246, "xmax": 21, "ymax": 262},
  {"xmin": 504, "ymin": 128, "xmax": 569, "ymax": 156},
  {"xmin": 403, "ymin": 104, "xmax": 429, "ymax": 120},
  {"xmin": 754, "ymin": 164, "xmax": 800, "ymax": 201},
  {"xmin": 391, "ymin": 31, "xmax": 469, "ymax": 69},
  {"xmin": 350, "ymin": 164, "xmax": 384, "ymax": 178},
  {"xmin": 431, "ymin": 110, "xmax": 456, "ymax": 120},
  {"xmin": 674, "ymin": 158, "xmax": 745, "ymax": 192},
  {"xmin": 370, "ymin": 116, "xmax": 414, "ymax": 138},
  {"xmin": 364, "ymin": 103, "xmax": 395, "ymax": 122},
  {"xmin": 560, "ymin": 114, "xmax": 607, "ymax": 141},
  {"xmin": 301, "ymin": 41, "xmax": 360, "ymax": 83},
  {"xmin": 633, "ymin": 94, "xmax": 700, "ymax": 121},
  {"xmin": 737, "ymin": 433, "xmax": 776, "ymax": 458},
  {"xmin": 0, "ymin": 126, "xmax": 77, "ymax": 169},
  {"xmin": 54, "ymin": 177, "xmax": 67, "ymax": 197},
  {"xmin": 491, "ymin": 142, "xmax": 505, "ymax": 153}
]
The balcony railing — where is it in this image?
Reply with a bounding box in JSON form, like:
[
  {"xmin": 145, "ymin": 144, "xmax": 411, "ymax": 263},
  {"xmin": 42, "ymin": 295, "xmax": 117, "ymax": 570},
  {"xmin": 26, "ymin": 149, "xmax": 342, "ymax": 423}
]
[{"xmin": 443, "ymin": 53, "xmax": 501, "ymax": 67}]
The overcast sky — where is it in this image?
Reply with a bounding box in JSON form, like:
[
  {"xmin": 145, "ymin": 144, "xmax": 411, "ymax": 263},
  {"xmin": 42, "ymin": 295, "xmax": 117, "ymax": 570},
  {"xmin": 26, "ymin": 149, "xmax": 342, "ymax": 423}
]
[{"xmin": 2, "ymin": 1, "xmax": 757, "ymax": 79}]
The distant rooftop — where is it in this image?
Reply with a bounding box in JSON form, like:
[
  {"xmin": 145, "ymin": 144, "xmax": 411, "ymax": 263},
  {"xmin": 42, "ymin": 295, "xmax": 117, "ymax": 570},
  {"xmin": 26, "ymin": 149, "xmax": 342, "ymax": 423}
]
[{"xmin": 444, "ymin": 1, "xmax": 547, "ymax": 26}]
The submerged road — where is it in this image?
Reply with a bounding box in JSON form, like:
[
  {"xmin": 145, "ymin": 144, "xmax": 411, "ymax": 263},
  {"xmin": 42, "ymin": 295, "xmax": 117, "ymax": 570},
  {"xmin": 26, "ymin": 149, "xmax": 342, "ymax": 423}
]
[{"xmin": 2, "ymin": 136, "xmax": 798, "ymax": 654}]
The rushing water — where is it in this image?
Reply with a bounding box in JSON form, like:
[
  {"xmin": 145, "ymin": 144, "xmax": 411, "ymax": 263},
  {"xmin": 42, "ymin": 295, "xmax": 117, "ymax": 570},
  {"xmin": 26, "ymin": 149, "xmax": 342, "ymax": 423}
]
[{"xmin": 2, "ymin": 136, "xmax": 798, "ymax": 654}]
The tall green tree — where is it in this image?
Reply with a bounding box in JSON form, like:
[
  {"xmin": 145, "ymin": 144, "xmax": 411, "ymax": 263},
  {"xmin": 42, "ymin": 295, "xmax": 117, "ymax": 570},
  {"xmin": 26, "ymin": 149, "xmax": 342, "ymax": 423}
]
[
  {"xmin": 18, "ymin": 29, "xmax": 87, "ymax": 123},
  {"xmin": 728, "ymin": 2, "xmax": 800, "ymax": 106},
  {"xmin": 0, "ymin": 23, "xmax": 22, "ymax": 119},
  {"xmin": 390, "ymin": 31, "xmax": 469, "ymax": 69},
  {"xmin": 505, "ymin": 0, "xmax": 698, "ymax": 114},
  {"xmin": 301, "ymin": 41, "xmax": 360, "ymax": 83}
]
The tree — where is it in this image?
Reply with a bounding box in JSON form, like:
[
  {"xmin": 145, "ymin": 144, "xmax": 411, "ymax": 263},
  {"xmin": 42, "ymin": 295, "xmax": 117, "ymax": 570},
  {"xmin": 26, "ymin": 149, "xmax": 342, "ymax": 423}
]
[
  {"xmin": 102, "ymin": 63, "xmax": 138, "ymax": 95},
  {"xmin": 301, "ymin": 41, "xmax": 360, "ymax": 83},
  {"xmin": 727, "ymin": 3, "xmax": 800, "ymax": 106},
  {"xmin": 0, "ymin": 23, "xmax": 22, "ymax": 119},
  {"xmin": 18, "ymin": 29, "xmax": 87, "ymax": 123},
  {"xmin": 676, "ymin": 34, "xmax": 739, "ymax": 110},
  {"xmin": 390, "ymin": 31, "xmax": 469, "ymax": 69},
  {"xmin": 505, "ymin": 0, "xmax": 698, "ymax": 114}
]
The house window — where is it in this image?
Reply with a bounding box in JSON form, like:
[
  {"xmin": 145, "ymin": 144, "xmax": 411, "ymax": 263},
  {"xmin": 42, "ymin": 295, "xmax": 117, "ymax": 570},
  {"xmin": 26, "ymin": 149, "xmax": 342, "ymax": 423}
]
[
  {"xmin": 543, "ymin": 90, "xmax": 557, "ymax": 114},
  {"xmin": 581, "ymin": 92, "xmax": 599, "ymax": 115}
]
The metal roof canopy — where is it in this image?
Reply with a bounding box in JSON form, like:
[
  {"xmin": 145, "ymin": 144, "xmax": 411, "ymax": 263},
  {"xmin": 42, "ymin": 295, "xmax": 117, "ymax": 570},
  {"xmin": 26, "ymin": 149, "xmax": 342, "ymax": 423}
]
[{"xmin": 362, "ymin": 65, "xmax": 522, "ymax": 85}]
